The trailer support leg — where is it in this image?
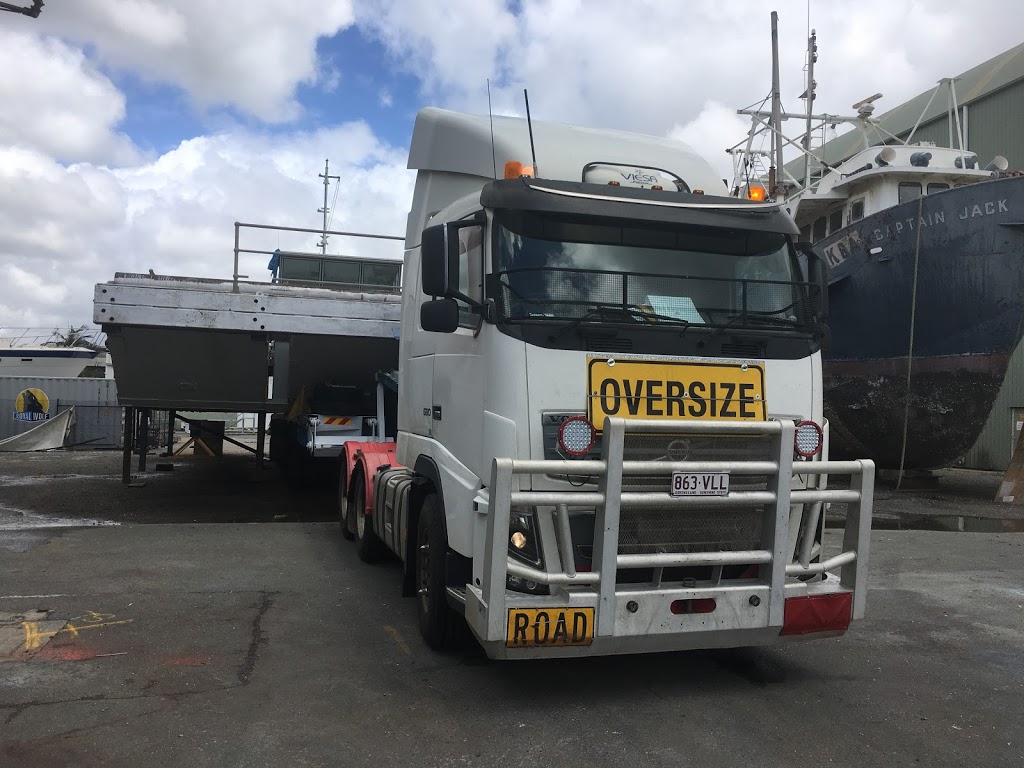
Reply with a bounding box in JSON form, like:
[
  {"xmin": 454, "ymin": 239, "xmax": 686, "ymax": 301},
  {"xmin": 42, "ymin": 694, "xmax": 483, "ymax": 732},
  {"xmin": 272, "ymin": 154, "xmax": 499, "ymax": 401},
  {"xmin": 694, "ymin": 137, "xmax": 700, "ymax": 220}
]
[
  {"xmin": 138, "ymin": 408, "xmax": 150, "ymax": 473},
  {"xmin": 256, "ymin": 411, "xmax": 267, "ymax": 468},
  {"xmin": 166, "ymin": 410, "xmax": 176, "ymax": 457},
  {"xmin": 122, "ymin": 406, "xmax": 135, "ymax": 485}
]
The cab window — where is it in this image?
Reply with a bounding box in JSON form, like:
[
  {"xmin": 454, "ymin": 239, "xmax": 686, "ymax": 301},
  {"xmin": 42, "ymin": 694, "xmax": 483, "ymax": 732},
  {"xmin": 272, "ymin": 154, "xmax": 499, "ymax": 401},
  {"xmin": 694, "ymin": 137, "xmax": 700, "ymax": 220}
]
[
  {"xmin": 456, "ymin": 222, "xmax": 484, "ymax": 328},
  {"xmin": 927, "ymin": 183, "xmax": 949, "ymax": 195},
  {"xmin": 849, "ymin": 199, "xmax": 865, "ymax": 223},
  {"xmin": 812, "ymin": 216, "xmax": 827, "ymax": 242},
  {"xmin": 828, "ymin": 209, "xmax": 844, "ymax": 234}
]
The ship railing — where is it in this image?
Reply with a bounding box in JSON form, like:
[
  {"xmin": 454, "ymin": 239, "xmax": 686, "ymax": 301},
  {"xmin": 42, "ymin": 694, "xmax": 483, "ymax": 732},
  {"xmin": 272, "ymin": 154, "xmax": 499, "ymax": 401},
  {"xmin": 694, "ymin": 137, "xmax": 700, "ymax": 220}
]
[{"xmin": 231, "ymin": 222, "xmax": 405, "ymax": 294}]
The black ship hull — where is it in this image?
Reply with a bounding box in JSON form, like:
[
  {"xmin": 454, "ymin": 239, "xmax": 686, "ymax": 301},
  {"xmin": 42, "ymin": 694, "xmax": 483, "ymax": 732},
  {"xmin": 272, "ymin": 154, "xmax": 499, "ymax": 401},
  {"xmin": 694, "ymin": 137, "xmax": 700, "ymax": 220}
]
[{"xmin": 812, "ymin": 175, "xmax": 1024, "ymax": 469}]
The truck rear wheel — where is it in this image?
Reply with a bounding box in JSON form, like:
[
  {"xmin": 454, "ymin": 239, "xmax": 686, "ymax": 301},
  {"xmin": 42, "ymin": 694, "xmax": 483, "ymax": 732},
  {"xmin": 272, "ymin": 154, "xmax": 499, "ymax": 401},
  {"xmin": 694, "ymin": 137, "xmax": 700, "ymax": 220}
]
[
  {"xmin": 338, "ymin": 467, "xmax": 354, "ymax": 541},
  {"xmin": 416, "ymin": 494, "xmax": 451, "ymax": 651},
  {"xmin": 351, "ymin": 474, "xmax": 385, "ymax": 563}
]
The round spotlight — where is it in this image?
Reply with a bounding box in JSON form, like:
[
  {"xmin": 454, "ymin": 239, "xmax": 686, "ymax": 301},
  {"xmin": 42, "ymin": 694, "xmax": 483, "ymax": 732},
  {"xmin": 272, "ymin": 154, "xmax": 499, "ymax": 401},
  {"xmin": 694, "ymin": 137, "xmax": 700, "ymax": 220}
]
[
  {"xmin": 794, "ymin": 420, "xmax": 823, "ymax": 457},
  {"xmin": 558, "ymin": 416, "xmax": 596, "ymax": 457}
]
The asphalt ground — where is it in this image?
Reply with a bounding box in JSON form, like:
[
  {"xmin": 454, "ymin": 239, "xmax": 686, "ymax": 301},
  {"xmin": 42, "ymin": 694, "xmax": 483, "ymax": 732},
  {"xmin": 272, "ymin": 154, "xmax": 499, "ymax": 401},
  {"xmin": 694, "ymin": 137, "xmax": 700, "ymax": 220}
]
[{"xmin": 1, "ymin": 449, "xmax": 1023, "ymax": 767}]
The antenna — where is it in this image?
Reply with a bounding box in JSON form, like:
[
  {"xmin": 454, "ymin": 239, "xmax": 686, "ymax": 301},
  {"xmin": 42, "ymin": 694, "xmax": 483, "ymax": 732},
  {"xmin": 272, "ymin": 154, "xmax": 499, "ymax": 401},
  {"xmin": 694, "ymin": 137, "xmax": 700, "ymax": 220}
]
[
  {"xmin": 317, "ymin": 159, "xmax": 340, "ymax": 255},
  {"xmin": 523, "ymin": 88, "xmax": 539, "ymax": 178},
  {"xmin": 487, "ymin": 79, "xmax": 497, "ymax": 179}
]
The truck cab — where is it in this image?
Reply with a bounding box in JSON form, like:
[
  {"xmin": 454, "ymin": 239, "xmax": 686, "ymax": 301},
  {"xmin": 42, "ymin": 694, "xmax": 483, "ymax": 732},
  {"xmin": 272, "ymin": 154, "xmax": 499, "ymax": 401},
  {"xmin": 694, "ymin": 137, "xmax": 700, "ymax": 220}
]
[{"xmin": 341, "ymin": 108, "xmax": 873, "ymax": 659}]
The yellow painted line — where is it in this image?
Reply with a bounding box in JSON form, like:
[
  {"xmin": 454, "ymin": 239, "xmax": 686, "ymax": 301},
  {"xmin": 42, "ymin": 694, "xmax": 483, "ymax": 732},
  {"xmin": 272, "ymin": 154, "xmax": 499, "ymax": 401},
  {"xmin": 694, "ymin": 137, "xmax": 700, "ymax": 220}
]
[
  {"xmin": 384, "ymin": 625, "xmax": 411, "ymax": 656},
  {"xmin": 19, "ymin": 618, "xmax": 133, "ymax": 651}
]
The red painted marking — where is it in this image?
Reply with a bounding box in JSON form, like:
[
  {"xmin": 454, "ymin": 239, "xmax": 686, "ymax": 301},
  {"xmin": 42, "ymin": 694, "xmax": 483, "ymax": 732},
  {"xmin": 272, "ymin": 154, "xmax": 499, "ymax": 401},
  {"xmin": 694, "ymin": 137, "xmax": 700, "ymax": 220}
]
[{"xmin": 33, "ymin": 646, "xmax": 98, "ymax": 661}]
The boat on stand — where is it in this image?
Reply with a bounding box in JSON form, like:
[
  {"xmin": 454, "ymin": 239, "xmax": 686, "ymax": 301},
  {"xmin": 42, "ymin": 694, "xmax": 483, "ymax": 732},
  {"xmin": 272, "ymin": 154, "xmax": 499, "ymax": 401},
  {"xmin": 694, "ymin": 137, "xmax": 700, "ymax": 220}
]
[
  {"xmin": 0, "ymin": 328, "xmax": 106, "ymax": 379},
  {"xmin": 728, "ymin": 13, "xmax": 1024, "ymax": 471}
]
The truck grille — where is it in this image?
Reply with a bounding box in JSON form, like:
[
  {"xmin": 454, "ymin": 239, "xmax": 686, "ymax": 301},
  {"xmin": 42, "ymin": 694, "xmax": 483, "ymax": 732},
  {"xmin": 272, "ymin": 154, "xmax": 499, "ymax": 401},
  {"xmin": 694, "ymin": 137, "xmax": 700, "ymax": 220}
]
[
  {"xmin": 542, "ymin": 413, "xmax": 774, "ymax": 559},
  {"xmin": 618, "ymin": 506, "xmax": 763, "ymax": 555}
]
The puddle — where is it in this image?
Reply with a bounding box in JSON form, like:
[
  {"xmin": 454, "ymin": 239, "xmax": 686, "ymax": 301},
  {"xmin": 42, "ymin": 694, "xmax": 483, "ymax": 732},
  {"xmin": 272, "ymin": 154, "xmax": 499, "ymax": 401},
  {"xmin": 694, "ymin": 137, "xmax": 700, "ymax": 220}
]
[
  {"xmin": 873, "ymin": 515, "xmax": 1024, "ymax": 533},
  {"xmin": 0, "ymin": 473, "xmax": 121, "ymax": 487},
  {"xmin": 0, "ymin": 505, "xmax": 119, "ymax": 531}
]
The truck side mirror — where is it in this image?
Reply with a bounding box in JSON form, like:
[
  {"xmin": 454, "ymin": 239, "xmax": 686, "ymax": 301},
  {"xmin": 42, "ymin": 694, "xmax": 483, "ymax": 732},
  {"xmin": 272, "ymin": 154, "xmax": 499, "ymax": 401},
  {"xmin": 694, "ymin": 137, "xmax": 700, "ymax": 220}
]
[
  {"xmin": 796, "ymin": 242, "xmax": 829, "ymax": 320},
  {"xmin": 420, "ymin": 298, "xmax": 459, "ymax": 333},
  {"xmin": 421, "ymin": 224, "xmax": 457, "ymax": 297}
]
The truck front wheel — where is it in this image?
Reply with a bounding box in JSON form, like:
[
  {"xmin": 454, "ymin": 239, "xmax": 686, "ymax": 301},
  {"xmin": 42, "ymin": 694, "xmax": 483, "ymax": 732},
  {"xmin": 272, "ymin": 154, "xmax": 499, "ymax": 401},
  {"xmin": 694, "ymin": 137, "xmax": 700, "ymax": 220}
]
[{"xmin": 416, "ymin": 494, "xmax": 450, "ymax": 651}]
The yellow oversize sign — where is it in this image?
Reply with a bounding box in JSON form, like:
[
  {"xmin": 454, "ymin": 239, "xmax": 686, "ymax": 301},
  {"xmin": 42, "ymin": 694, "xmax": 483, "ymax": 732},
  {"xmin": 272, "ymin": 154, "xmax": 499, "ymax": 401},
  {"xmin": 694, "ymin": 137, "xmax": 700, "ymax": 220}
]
[{"xmin": 587, "ymin": 357, "xmax": 766, "ymax": 426}]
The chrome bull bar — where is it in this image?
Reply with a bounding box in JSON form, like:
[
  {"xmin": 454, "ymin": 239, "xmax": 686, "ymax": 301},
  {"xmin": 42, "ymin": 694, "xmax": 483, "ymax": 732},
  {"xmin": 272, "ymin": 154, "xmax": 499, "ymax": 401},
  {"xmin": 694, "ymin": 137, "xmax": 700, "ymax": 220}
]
[{"xmin": 473, "ymin": 417, "xmax": 874, "ymax": 643}]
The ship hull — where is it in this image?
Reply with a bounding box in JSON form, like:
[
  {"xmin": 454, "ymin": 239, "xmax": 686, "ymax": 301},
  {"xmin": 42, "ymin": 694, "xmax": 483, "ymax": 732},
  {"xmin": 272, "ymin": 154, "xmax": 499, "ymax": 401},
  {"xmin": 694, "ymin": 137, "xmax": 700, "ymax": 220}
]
[{"xmin": 811, "ymin": 175, "xmax": 1024, "ymax": 469}]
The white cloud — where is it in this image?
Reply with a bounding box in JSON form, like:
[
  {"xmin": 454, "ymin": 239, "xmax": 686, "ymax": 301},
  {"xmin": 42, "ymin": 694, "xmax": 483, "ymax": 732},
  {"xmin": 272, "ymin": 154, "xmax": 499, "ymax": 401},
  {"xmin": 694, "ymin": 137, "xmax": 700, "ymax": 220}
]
[
  {"xmin": 4, "ymin": 0, "xmax": 1024, "ymax": 331},
  {"xmin": 0, "ymin": 125, "xmax": 413, "ymax": 328},
  {"xmin": 37, "ymin": 0, "xmax": 356, "ymax": 122},
  {"xmin": 0, "ymin": 27, "xmax": 137, "ymax": 165},
  {"xmin": 358, "ymin": 0, "xmax": 1023, "ymax": 173}
]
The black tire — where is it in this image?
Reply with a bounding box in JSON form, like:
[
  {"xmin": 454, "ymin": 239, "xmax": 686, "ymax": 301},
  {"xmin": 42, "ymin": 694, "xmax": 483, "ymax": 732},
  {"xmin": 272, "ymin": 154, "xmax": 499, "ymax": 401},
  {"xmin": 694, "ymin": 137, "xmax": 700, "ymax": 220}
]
[
  {"xmin": 352, "ymin": 473, "xmax": 385, "ymax": 563},
  {"xmin": 416, "ymin": 494, "xmax": 451, "ymax": 651},
  {"xmin": 338, "ymin": 466, "xmax": 354, "ymax": 541}
]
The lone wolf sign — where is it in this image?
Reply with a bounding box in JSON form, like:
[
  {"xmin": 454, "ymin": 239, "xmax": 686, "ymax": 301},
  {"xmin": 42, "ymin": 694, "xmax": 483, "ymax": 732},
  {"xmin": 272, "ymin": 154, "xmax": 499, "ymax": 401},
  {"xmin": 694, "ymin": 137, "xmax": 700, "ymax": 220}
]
[{"xmin": 13, "ymin": 388, "xmax": 50, "ymax": 422}]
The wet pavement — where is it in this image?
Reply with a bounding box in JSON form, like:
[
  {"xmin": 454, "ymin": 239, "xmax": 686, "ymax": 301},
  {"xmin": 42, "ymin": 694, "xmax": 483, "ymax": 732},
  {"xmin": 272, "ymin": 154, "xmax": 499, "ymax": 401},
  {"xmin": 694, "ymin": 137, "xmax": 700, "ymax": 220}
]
[{"xmin": 1, "ymin": 449, "xmax": 1023, "ymax": 767}]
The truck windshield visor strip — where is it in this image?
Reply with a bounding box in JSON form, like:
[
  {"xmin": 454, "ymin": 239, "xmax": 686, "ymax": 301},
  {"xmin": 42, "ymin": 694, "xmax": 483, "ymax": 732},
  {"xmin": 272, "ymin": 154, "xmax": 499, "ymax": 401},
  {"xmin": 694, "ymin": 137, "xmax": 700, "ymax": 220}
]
[{"xmin": 480, "ymin": 178, "xmax": 800, "ymax": 235}]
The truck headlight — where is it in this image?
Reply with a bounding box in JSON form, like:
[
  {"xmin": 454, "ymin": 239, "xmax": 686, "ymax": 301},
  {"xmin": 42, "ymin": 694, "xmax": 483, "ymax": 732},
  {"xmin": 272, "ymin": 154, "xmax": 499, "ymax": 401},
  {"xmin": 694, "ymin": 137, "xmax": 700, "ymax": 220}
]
[
  {"xmin": 508, "ymin": 509, "xmax": 541, "ymax": 566},
  {"xmin": 507, "ymin": 509, "xmax": 549, "ymax": 594}
]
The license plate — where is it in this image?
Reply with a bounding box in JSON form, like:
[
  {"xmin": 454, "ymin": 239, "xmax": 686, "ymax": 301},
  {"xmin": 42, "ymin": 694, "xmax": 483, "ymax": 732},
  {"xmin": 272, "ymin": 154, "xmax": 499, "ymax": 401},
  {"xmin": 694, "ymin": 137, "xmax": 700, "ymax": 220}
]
[
  {"xmin": 671, "ymin": 471, "xmax": 730, "ymax": 496},
  {"xmin": 506, "ymin": 607, "xmax": 595, "ymax": 648},
  {"xmin": 587, "ymin": 357, "xmax": 766, "ymax": 426}
]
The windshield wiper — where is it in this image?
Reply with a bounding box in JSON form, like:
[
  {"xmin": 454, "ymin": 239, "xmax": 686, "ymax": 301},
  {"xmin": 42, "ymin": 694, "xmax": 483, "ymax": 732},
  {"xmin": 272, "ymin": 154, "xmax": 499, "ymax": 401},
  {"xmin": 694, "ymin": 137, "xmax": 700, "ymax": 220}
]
[
  {"xmin": 549, "ymin": 304, "xmax": 691, "ymax": 342},
  {"xmin": 708, "ymin": 311, "xmax": 805, "ymax": 340}
]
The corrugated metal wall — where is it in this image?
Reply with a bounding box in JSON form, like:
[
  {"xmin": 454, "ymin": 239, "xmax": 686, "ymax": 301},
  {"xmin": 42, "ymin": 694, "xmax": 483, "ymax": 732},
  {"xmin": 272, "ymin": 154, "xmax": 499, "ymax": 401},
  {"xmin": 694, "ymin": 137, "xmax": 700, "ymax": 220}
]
[
  {"xmin": 0, "ymin": 376, "xmax": 122, "ymax": 448},
  {"xmin": 962, "ymin": 340, "xmax": 1024, "ymax": 469},
  {"xmin": 895, "ymin": 81, "xmax": 1024, "ymax": 169},
  {"xmin": 891, "ymin": 81, "xmax": 1024, "ymax": 470}
]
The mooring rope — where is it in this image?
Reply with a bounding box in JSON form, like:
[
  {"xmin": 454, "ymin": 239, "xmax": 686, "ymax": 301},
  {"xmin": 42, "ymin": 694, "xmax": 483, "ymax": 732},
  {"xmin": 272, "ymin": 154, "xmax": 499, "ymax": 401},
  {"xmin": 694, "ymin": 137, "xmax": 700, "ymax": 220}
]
[{"xmin": 896, "ymin": 193, "xmax": 926, "ymax": 490}]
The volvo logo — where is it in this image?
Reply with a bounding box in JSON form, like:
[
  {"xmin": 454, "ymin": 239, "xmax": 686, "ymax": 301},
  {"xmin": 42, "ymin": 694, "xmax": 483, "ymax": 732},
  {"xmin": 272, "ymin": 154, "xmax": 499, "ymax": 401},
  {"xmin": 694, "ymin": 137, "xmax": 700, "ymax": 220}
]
[{"xmin": 666, "ymin": 439, "xmax": 691, "ymax": 461}]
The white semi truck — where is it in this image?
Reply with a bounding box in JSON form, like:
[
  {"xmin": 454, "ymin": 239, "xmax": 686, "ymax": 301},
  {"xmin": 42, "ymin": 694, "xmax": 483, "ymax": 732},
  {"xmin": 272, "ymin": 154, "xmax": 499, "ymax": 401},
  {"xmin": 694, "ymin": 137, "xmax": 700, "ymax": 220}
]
[{"xmin": 337, "ymin": 107, "xmax": 875, "ymax": 659}]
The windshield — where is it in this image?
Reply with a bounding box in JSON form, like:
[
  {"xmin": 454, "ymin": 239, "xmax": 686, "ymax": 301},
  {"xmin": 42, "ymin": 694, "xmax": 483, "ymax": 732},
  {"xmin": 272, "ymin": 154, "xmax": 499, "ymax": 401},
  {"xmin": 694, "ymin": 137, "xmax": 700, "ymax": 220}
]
[{"xmin": 493, "ymin": 210, "xmax": 815, "ymax": 333}]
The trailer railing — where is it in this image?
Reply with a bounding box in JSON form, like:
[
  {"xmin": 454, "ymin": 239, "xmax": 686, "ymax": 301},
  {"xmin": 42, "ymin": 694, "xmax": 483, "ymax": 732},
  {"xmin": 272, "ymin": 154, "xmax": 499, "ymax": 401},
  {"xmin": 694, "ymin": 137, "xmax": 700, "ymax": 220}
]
[{"xmin": 473, "ymin": 417, "xmax": 874, "ymax": 643}]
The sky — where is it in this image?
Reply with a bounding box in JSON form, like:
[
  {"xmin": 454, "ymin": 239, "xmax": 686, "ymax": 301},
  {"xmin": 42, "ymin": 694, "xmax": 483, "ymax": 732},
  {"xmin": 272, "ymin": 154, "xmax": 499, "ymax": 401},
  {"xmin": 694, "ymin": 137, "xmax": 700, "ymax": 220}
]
[{"xmin": 0, "ymin": 0, "xmax": 1021, "ymax": 330}]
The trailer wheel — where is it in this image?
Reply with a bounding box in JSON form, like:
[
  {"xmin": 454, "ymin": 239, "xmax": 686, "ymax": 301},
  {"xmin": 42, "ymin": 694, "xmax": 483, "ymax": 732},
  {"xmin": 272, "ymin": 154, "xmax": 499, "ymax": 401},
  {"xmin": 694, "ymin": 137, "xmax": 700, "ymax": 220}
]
[
  {"xmin": 416, "ymin": 494, "xmax": 450, "ymax": 650},
  {"xmin": 351, "ymin": 473, "xmax": 384, "ymax": 563}
]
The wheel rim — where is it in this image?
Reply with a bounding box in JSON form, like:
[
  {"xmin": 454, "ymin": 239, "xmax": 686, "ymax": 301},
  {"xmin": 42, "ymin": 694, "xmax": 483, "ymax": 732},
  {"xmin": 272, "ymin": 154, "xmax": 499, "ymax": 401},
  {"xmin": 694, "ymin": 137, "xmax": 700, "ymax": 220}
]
[
  {"xmin": 354, "ymin": 483, "xmax": 365, "ymax": 539},
  {"xmin": 418, "ymin": 522, "xmax": 430, "ymax": 616}
]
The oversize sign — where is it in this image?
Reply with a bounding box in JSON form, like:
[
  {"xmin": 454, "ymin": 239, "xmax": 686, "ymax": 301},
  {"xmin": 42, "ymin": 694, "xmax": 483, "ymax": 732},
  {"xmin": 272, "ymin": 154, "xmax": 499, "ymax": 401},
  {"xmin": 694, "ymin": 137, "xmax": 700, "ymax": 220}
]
[{"xmin": 587, "ymin": 357, "xmax": 766, "ymax": 426}]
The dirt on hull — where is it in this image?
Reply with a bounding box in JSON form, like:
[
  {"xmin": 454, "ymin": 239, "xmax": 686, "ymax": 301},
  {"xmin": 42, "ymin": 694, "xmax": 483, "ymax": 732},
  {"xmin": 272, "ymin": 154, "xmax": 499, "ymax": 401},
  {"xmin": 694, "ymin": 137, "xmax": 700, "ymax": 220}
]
[{"xmin": 824, "ymin": 354, "xmax": 1008, "ymax": 470}]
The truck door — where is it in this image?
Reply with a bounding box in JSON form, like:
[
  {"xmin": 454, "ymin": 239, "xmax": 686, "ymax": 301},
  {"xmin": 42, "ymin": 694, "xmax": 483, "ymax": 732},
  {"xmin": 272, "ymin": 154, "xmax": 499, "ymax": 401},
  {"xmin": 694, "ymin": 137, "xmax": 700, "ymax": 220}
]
[{"xmin": 430, "ymin": 219, "xmax": 485, "ymax": 475}]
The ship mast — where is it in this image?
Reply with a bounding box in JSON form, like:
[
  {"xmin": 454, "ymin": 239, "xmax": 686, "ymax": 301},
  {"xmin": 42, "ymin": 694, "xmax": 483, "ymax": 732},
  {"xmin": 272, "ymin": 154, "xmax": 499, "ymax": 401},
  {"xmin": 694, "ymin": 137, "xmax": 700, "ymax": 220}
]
[
  {"xmin": 802, "ymin": 29, "xmax": 817, "ymax": 192},
  {"xmin": 769, "ymin": 11, "xmax": 783, "ymax": 198}
]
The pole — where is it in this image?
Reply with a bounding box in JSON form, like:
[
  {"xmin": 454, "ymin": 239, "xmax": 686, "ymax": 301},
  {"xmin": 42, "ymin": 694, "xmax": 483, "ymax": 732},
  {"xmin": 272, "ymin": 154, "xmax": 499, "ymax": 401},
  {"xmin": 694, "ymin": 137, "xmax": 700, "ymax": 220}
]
[
  {"xmin": 256, "ymin": 411, "xmax": 267, "ymax": 468},
  {"xmin": 233, "ymin": 221, "xmax": 240, "ymax": 292},
  {"xmin": 802, "ymin": 29, "xmax": 816, "ymax": 191},
  {"xmin": 770, "ymin": 11, "xmax": 784, "ymax": 199},
  {"xmin": 318, "ymin": 160, "xmax": 341, "ymax": 255}
]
